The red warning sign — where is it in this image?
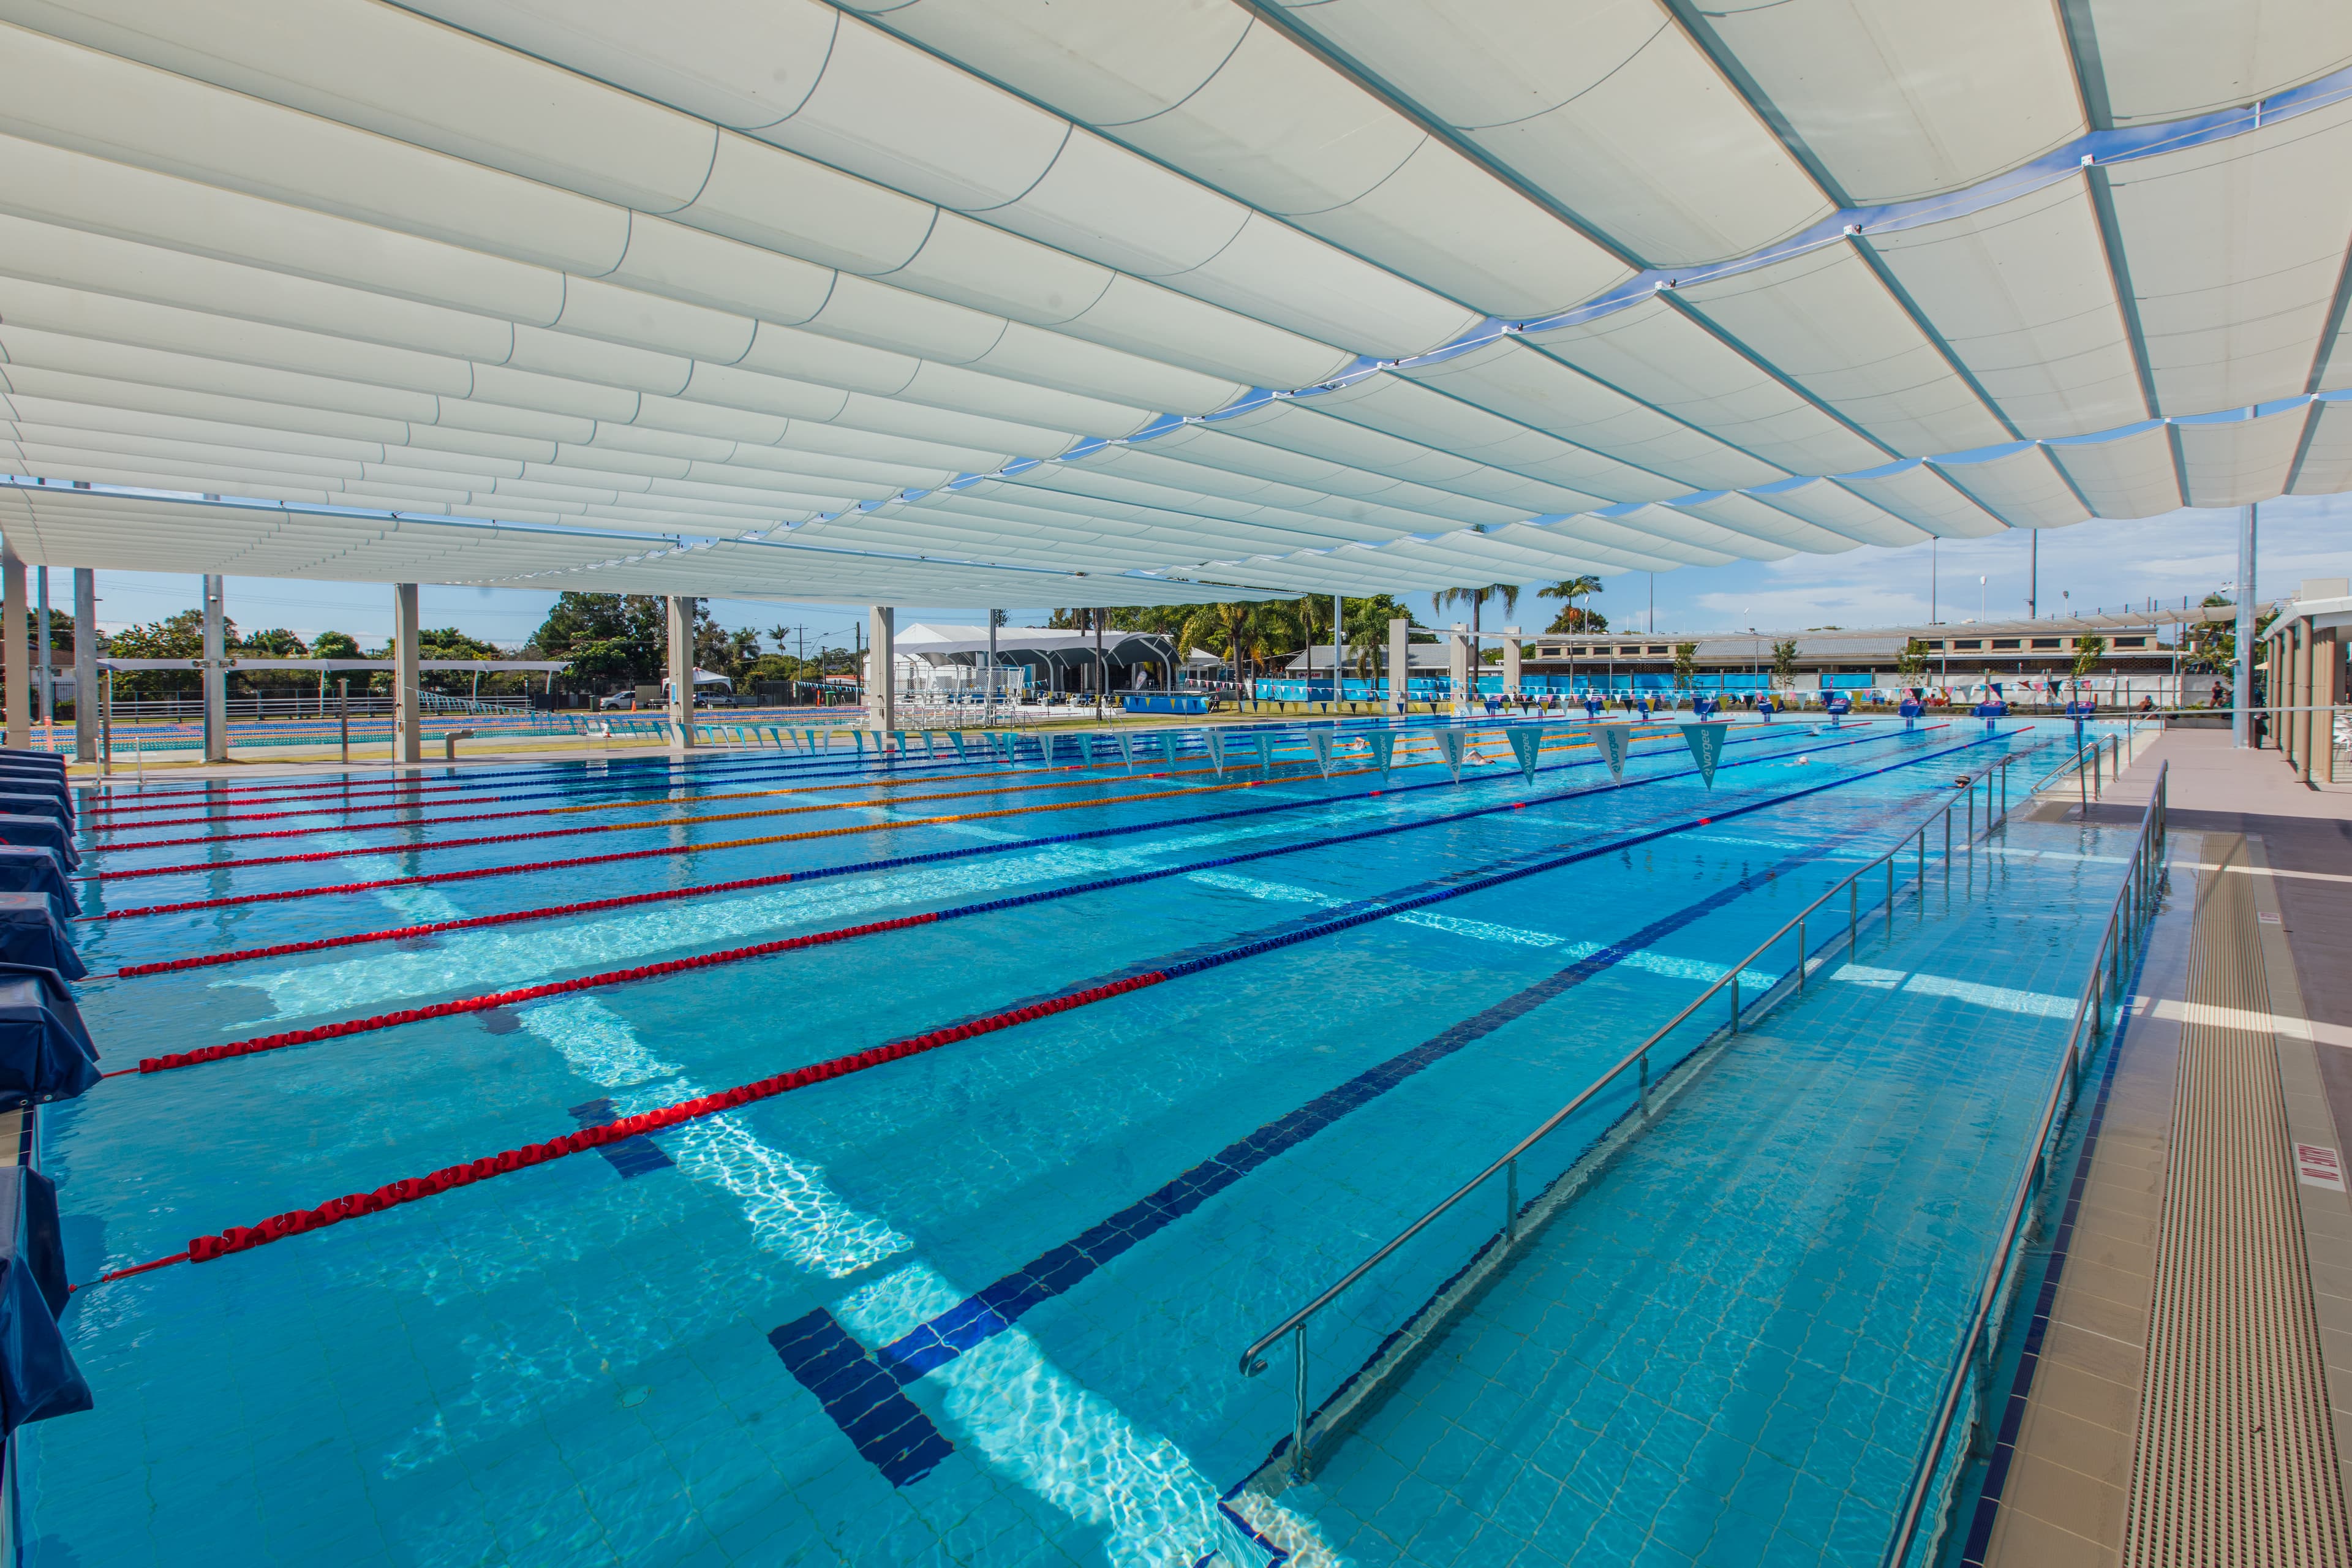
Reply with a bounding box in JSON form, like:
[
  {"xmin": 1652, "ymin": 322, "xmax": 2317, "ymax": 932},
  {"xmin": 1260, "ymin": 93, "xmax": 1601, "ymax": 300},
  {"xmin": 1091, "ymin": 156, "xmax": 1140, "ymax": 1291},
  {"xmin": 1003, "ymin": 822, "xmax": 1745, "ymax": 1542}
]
[{"xmin": 2297, "ymin": 1144, "xmax": 2346, "ymax": 1191}]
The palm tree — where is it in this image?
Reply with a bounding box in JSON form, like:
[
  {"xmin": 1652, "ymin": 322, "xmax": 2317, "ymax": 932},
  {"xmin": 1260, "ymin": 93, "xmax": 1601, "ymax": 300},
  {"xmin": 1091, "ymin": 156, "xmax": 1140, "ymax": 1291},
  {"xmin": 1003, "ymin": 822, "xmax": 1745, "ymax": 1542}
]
[
  {"xmin": 1436, "ymin": 583, "xmax": 1520, "ymax": 701},
  {"xmin": 1539, "ymin": 575, "xmax": 1605, "ymax": 633}
]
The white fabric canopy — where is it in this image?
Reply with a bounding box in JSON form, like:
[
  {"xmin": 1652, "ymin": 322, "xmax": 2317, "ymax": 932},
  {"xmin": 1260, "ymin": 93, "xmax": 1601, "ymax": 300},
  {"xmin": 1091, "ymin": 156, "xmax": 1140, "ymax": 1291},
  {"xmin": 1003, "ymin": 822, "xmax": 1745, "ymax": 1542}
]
[{"xmin": 0, "ymin": 0, "xmax": 2347, "ymax": 601}]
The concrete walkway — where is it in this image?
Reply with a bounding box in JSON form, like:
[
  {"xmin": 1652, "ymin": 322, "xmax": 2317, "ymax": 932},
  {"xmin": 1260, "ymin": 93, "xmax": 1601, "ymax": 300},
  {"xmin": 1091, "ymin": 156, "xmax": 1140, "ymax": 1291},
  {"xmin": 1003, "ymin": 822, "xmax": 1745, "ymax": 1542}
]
[{"xmin": 1978, "ymin": 730, "xmax": 2352, "ymax": 1567}]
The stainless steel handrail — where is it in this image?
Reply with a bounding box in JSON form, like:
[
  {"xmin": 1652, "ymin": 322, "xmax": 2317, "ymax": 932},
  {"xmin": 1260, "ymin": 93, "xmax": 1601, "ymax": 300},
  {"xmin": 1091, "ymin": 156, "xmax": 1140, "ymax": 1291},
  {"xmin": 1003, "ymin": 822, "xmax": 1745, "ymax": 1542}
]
[
  {"xmin": 1877, "ymin": 761, "xmax": 2168, "ymax": 1567},
  {"xmin": 1238, "ymin": 744, "xmax": 2029, "ymax": 1480}
]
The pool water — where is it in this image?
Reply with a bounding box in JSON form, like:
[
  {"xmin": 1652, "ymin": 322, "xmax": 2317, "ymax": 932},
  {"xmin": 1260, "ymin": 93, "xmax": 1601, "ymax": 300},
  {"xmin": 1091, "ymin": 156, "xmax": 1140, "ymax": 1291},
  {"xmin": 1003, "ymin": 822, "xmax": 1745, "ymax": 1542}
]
[{"xmin": 26, "ymin": 717, "xmax": 2122, "ymax": 1567}]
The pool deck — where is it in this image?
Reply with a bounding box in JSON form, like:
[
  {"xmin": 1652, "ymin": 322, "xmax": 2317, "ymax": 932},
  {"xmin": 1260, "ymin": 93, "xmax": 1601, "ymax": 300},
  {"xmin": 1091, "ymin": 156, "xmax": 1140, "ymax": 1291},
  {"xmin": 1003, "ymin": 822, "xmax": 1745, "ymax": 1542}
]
[{"xmin": 1979, "ymin": 729, "xmax": 2352, "ymax": 1567}]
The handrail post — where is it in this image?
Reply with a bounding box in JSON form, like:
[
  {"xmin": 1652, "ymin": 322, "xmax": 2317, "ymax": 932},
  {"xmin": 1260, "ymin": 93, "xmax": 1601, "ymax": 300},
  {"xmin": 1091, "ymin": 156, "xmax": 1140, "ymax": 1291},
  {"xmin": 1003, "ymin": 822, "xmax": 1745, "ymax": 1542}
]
[
  {"xmin": 1730, "ymin": 973, "xmax": 1740, "ymax": 1031},
  {"xmin": 1291, "ymin": 1325, "xmax": 1310, "ymax": 1482},
  {"xmin": 1850, "ymin": 880, "xmax": 1859, "ymax": 959},
  {"xmin": 1796, "ymin": 918, "xmax": 1806, "ymax": 989},
  {"xmin": 1506, "ymin": 1159, "xmax": 1519, "ymax": 1241},
  {"xmin": 1887, "ymin": 857, "xmax": 1895, "ymax": 937}
]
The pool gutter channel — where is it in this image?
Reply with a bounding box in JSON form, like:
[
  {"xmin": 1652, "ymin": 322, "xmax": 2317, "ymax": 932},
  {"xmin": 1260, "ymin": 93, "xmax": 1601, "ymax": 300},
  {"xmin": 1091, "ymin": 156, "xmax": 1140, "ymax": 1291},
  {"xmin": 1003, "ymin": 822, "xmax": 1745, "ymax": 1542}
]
[{"xmin": 1234, "ymin": 788, "xmax": 2027, "ymax": 1504}]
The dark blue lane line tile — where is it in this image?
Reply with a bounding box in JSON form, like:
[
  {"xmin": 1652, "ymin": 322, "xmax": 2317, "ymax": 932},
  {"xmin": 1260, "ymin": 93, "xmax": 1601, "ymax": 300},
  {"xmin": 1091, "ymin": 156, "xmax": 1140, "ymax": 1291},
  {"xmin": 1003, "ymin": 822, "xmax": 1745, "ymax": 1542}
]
[
  {"xmin": 870, "ymin": 827, "xmax": 1867, "ymax": 1386},
  {"xmin": 768, "ymin": 1309, "xmax": 955, "ymax": 1488},
  {"xmin": 567, "ymin": 1096, "xmax": 676, "ymax": 1179}
]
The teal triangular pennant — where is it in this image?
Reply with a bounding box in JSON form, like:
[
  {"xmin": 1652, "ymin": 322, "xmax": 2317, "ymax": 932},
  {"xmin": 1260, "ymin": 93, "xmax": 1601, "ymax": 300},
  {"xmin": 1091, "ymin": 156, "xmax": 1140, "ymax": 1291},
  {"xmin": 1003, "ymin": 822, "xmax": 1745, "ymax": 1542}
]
[
  {"xmin": 1680, "ymin": 720, "xmax": 1730, "ymax": 787},
  {"xmin": 1435, "ymin": 728, "xmax": 1466, "ymax": 782},
  {"xmin": 1203, "ymin": 728, "xmax": 1227, "ymax": 776},
  {"xmin": 1310, "ymin": 728, "xmax": 1336, "ymax": 777},
  {"xmin": 1506, "ymin": 725, "xmax": 1542, "ymax": 783},
  {"xmin": 1366, "ymin": 729, "xmax": 1397, "ymax": 777},
  {"xmin": 1599, "ymin": 723, "xmax": 1633, "ymax": 783}
]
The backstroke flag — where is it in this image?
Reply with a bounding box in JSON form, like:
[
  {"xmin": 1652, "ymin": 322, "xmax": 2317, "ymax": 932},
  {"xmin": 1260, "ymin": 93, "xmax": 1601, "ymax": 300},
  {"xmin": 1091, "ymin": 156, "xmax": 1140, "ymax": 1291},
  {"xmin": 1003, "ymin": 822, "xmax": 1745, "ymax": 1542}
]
[
  {"xmin": 1506, "ymin": 726, "xmax": 1543, "ymax": 783},
  {"xmin": 1202, "ymin": 728, "xmax": 1227, "ymax": 776},
  {"xmin": 1680, "ymin": 720, "xmax": 1730, "ymax": 787},
  {"xmin": 1435, "ymin": 728, "xmax": 1467, "ymax": 782},
  {"xmin": 1599, "ymin": 722, "xmax": 1634, "ymax": 782},
  {"xmin": 1117, "ymin": 731, "xmax": 1134, "ymax": 769},
  {"xmin": 1310, "ymin": 728, "xmax": 1336, "ymax": 777},
  {"xmin": 1365, "ymin": 729, "xmax": 1397, "ymax": 777}
]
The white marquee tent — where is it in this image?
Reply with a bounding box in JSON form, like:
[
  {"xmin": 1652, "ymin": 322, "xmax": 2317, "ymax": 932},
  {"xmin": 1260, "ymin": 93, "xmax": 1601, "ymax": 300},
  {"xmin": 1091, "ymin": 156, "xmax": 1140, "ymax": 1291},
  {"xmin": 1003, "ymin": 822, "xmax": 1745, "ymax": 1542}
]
[{"xmin": 0, "ymin": 0, "xmax": 2348, "ymax": 603}]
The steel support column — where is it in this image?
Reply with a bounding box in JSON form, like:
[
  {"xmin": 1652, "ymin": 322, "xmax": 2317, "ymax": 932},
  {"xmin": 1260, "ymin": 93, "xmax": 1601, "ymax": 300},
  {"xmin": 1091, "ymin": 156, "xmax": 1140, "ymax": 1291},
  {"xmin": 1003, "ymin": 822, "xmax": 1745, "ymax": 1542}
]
[
  {"xmin": 0, "ymin": 544, "xmax": 24, "ymax": 750},
  {"xmin": 202, "ymin": 573, "xmax": 227, "ymax": 763},
  {"xmin": 73, "ymin": 568, "xmax": 97, "ymax": 762},
  {"xmin": 867, "ymin": 606, "xmax": 895, "ymax": 737},
  {"xmin": 392, "ymin": 582, "xmax": 421, "ymax": 764},
  {"xmin": 666, "ymin": 595, "xmax": 697, "ymax": 750}
]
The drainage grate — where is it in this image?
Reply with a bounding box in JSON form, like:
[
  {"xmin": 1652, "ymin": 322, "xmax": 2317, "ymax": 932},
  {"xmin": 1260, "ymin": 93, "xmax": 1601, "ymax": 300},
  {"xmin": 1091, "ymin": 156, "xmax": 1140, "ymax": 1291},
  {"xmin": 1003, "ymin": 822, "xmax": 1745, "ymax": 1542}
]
[{"xmin": 2124, "ymin": 840, "xmax": 2351, "ymax": 1567}]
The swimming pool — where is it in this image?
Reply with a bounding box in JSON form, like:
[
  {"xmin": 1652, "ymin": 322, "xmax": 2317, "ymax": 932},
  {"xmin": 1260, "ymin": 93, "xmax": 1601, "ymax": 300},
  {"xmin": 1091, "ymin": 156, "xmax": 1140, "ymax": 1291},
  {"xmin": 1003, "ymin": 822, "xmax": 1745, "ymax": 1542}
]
[{"xmin": 26, "ymin": 716, "xmax": 2124, "ymax": 1567}]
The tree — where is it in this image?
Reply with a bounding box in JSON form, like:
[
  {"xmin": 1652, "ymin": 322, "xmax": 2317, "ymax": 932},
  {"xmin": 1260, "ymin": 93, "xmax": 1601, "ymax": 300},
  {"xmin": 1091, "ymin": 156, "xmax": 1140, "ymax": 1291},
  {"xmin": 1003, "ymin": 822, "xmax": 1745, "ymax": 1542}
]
[
  {"xmin": 2070, "ymin": 634, "xmax": 2108, "ymax": 687},
  {"xmin": 312, "ymin": 631, "xmax": 364, "ymax": 660},
  {"xmin": 1436, "ymin": 583, "xmax": 1520, "ymax": 641},
  {"xmin": 1672, "ymin": 641, "xmax": 1698, "ymax": 692},
  {"xmin": 418, "ymin": 627, "xmax": 504, "ymax": 660},
  {"xmin": 1540, "ymin": 576, "xmax": 1607, "ymax": 633},
  {"xmin": 241, "ymin": 627, "xmax": 308, "ymax": 657},
  {"xmin": 2182, "ymin": 592, "xmax": 2275, "ymax": 677},
  {"xmin": 1893, "ymin": 638, "xmax": 1929, "ymax": 685},
  {"xmin": 526, "ymin": 592, "xmax": 668, "ymax": 685},
  {"xmin": 1340, "ymin": 595, "xmax": 1418, "ymax": 680},
  {"xmin": 1545, "ymin": 603, "xmax": 1608, "ymax": 633},
  {"xmin": 1774, "ymin": 638, "xmax": 1803, "ymax": 690},
  {"xmin": 1438, "ymin": 582, "xmax": 1520, "ymax": 696},
  {"xmin": 105, "ymin": 609, "xmax": 219, "ymax": 697}
]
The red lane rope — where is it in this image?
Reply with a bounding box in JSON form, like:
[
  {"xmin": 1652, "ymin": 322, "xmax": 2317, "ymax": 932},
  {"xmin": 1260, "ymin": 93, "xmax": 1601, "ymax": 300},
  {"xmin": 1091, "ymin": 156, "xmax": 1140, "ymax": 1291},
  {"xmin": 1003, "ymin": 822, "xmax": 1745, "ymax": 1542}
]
[
  {"xmin": 84, "ymin": 774, "xmax": 1245, "ymax": 881},
  {"xmin": 72, "ymin": 731, "xmax": 1683, "ymax": 921},
  {"xmin": 89, "ymin": 757, "xmax": 1062, "ymax": 832},
  {"xmin": 116, "ymin": 911, "xmax": 945, "ymax": 1076},
  {"xmin": 78, "ymin": 746, "xmax": 930, "ymax": 818},
  {"xmin": 72, "ymin": 1252, "xmax": 190, "ymax": 1292},
  {"xmin": 93, "ymin": 971, "xmax": 1169, "ymax": 1280},
  {"xmin": 112, "ymin": 867, "xmax": 826, "ymax": 976},
  {"xmin": 94, "ymin": 764, "xmax": 1174, "ymax": 853},
  {"xmin": 77, "ymin": 720, "xmax": 1931, "ymax": 1286}
]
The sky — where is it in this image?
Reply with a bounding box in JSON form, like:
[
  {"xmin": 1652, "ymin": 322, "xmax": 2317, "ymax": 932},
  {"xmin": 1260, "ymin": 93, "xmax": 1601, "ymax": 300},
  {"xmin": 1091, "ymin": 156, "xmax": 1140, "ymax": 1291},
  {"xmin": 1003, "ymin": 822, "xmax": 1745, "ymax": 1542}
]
[{"xmin": 56, "ymin": 494, "xmax": 2350, "ymax": 654}]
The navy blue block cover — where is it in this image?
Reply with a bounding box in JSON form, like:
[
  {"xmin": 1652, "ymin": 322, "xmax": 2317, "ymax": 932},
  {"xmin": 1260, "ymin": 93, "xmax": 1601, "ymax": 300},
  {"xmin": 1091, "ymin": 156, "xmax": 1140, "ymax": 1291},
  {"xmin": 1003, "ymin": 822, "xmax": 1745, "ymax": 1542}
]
[
  {"xmin": 0, "ymin": 850, "xmax": 68, "ymax": 907},
  {"xmin": 0, "ymin": 816, "xmax": 74, "ymax": 870},
  {"xmin": 0, "ymin": 896, "xmax": 83, "ymax": 980},
  {"xmin": 0, "ymin": 1166, "xmax": 91, "ymax": 1435},
  {"xmin": 0, "ymin": 967, "xmax": 99, "ymax": 1104},
  {"xmin": 0, "ymin": 749, "xmax": 64, "ymax": 775},
  {"xmin": 0, "ymin": 793, "xmax": 70, "ymax": 828},
  {"xmin": 0, "ymin": 766, "xmax": 67, "ymax": 800}
]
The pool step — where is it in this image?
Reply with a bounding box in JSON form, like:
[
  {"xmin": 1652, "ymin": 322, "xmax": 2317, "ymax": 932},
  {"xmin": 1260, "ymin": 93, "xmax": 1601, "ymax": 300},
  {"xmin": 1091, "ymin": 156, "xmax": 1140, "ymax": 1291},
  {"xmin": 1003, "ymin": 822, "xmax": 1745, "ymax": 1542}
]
[{"xmin": 1251, "ymin": 827, "xmax": 2127, "ymax": 1565}]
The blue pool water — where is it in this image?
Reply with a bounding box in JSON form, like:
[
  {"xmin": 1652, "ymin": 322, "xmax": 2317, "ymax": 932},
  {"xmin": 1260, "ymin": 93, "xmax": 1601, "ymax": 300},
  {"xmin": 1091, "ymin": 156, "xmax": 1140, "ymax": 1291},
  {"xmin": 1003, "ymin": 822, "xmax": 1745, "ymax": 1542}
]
[{"xmin": 25, "ymin": 718, "xmax": 2125, "ymax": 1566}]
